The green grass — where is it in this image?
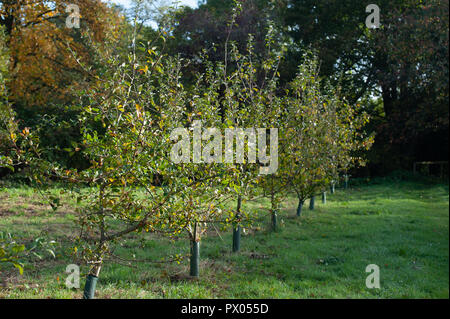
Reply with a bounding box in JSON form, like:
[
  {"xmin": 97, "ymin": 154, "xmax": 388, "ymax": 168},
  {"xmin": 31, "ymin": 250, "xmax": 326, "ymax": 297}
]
[{"xmin": 0, "ymin": 178, "xmax": 448, "ymax": 299}]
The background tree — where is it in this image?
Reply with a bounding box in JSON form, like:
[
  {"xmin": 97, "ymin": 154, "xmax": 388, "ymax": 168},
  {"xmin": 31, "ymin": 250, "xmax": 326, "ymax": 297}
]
[
  {"xmin": 0, "ymin": 0, "xmax": 124, "ymax": 169},
  {"xmin": 281, "ymin": 0, "xmax": 449, "ymax": 173},
  {"xmin": 371, "ymin": 0, "xmax": 449, "ymax": 171},
  {"xmin": 0, "ymin": 0, "xmax": 120, "ymax": 106},
  {"xmin": 168, "ymin": 0, "xmax": 283, "ymax": 85}
]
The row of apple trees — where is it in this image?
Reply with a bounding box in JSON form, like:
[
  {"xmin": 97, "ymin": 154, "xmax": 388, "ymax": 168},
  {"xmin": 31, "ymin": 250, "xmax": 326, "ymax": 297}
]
[{"xmin": 0, "ymin": 5, "xmax": 372, "ymax": 298}]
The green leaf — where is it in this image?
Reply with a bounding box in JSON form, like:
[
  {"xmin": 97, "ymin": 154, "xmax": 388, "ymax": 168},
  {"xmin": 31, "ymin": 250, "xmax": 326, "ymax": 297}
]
[{"xmin": 13, "ymin": 263, "xmax": 24, "ymax": 275}]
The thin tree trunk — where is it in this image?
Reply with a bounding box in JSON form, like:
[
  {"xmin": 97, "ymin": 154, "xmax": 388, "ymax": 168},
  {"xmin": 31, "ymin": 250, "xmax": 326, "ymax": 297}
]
[
  {"xmin": 271, "ymin": 192, "xmax": 278, "ymax": 231},
  {"xmin": 296, "ymin": 199, "xmax": 304, "ymax": 217},
  {"xmin": 309, "ymin": 196, "xmax": 315, "ymax": 210},
  {"xmin": 84, "ymin": 187, "xmax": 105, "ymax": 299},
  {"xmin": 271, "ymin": 210, "xmax": 278, "ymax": 230},
  {"xmin": 232, "ymin": 195, "xmax": 242, "ymax": 252},
  {"xmin": 190, "ymin": 222, "xmax": 200, "ymax": 277},
  {"xmin": 83, "ymin": 262, "xmax": 102, "ymax": 299}
]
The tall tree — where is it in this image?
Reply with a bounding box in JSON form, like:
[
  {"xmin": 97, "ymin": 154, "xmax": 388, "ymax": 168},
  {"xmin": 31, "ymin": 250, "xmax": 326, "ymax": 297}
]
[
  {"xmin": 372, "ymin": 0, "xmax": 449, "ymax": 167},
  {"xmin": 0, "ymin": 0, "xmax": 121, "ymax": 106},
  {"xmin": 169, "ymin": 0, "xmax": 280, "ymax": 81},
  {"xmin": 281, "ymin": 0, "xmax": 449, "ymax": 171}
]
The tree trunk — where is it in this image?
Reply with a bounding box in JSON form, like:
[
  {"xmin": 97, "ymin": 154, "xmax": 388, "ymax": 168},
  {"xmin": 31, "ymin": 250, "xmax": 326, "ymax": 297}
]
[
  {"xmin": 271, "ymin": 192, "xmax": 278, "ymax": 231},
  {"xmin": 330, "ymin": 183, "xmax": 335, "ymax": 194},
  {"xmin": 190, "ymin": 222, "xmax": 200, "ymax": 277},
  {"xmin": 83, "ymin": 263, "xmax": 102, "ymax": 299},
  {"xmin": 296, "ymin": 199, "xmax": 304, "ymax": 217},
  {"xmin": 190, "ymin": 240, "xmax": 200, "ymax": 277},
  {"xmin": 271, "ymin": 210, "xmax": 278, "ymax": 231},
  {"xmin": 322, "ymin": 192, "xmax": 327, "ymax": 204},
  {"xmin": 309, "ymin": 196, "xmax": 315, "ymax": 210},
  {"xmin": 232, "ymin": 195, "xmax": 242, "ymax": 252},
  {"xmin": 382, "ymin": 83, "xmax": 396, "ymax": 119}
]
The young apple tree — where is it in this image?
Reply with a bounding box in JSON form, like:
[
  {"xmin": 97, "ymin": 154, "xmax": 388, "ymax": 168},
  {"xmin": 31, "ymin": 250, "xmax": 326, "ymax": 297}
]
[{"xmin": 282, "ymin": 55, "xmax": 373, "ymax": 217}]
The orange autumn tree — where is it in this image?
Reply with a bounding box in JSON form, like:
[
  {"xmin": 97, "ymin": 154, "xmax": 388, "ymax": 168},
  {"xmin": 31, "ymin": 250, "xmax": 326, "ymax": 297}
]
[{"xmin": 0, "ymin": 0, "xmax": 122, "ymax": 106}]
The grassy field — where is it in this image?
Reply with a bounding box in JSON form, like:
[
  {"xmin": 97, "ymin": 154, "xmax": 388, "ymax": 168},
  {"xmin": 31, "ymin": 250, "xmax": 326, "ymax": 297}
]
[{"xmin": 0, "ymin": 177, "xmax": 448, "ymax": 299}]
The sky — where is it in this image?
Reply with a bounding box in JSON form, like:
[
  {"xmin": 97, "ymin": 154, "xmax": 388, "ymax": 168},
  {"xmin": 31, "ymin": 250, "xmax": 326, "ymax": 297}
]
[{"xmin": 112, "ymin": 0, "xmax": 199, "ymax": 8}]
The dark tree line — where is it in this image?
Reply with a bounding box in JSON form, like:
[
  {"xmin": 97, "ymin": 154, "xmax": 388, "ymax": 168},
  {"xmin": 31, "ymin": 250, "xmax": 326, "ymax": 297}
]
[{"xmin": 168, "ymin": 0, "xmax": 449, "ymax": 175}]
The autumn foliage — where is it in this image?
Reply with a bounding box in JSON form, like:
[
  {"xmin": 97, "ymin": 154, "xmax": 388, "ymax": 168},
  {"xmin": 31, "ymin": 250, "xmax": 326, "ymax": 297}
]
[{"xmin": 1, "ymin": 0, "xmax": 121, "ymax": 106}]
